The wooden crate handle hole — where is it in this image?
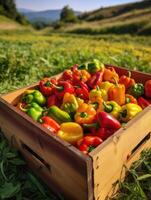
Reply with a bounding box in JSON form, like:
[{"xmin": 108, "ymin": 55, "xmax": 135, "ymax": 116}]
[
  {"xmin": 127, "ymin": 132, "xmax": 151, "ymax": 161},
  {"xmin": 21, "ymin": 141, "xmax": 51, "ymax": 172}
]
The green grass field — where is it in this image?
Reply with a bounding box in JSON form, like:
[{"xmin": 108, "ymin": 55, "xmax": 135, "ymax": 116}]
[{"xmin": 0, "ymin": 31, "xmax": 151, "ymax": 199}]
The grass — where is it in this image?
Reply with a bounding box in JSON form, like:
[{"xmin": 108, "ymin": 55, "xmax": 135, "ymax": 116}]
[{"xmin": 0, "ymin": 31, "xmax": 151, "ymax": 199}]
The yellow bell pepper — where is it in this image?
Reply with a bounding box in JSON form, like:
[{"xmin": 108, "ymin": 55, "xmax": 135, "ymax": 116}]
[
  {"xmin": 57, "ymin": 122, "xmax": 83, "ymax": 144},
  {"xmin": 76, "ymin": 97, "xmax": 84, "ymax": 107},
  {"xmin": 61, "ymin": 93, "xmax": 78, "ymax": 115},
  {"xmin": 99, "ymin": 81, "xmax": 114, "ymax": 93},
  {"xmin": 101, "ymin": 101, "xmax": 122, "ymax": 119},
  {"xmin": 120, "ymin": 103, "xmax": 142, "ymax": 122},
  {"xmin": 89, "ymin": 87, "xmax": 108, "ymax": 101}
]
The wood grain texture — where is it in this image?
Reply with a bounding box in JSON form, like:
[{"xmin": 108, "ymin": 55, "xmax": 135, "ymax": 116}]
[{"xmin": 0, "ymin": 97, "xmax": 93, "ymax": 200}]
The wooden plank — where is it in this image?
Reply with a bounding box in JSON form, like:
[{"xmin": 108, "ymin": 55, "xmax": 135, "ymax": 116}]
[
  {"xmin": 90, "ymin": 105, "xmax": 151, "ymax": 200},
  {"xmin": 0, "ymin": 97, "xmax": 93, "ymax": 200},
  {"xmin": 98, "ymin": 137, "xmax": 151, "ymax": 200}
]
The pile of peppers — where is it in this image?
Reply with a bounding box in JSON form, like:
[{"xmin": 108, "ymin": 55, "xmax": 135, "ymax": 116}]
[{"xmin": 17, "ymin": 60, "xmax": 151, "ymax": 155}]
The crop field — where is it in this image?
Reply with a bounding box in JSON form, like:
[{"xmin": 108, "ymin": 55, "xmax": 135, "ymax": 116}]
[{"xmin": 0, "ymin": 31, "xmax": 151, "ymax": 199}]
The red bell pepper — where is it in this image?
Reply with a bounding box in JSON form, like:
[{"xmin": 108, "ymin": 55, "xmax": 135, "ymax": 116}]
[
  {"xmin": 137, "ymin": 97, "xmax": 150, "ymax": 109},
  {"xmin": 145, "ymin": 80, "xmax": 151, "ymax": 98},
  {"xmin": 61, "ymin": 69, "xmax": 73, "ymax": 81},
  {"xmin": 77, "ymin": 136, "xmax": 102, "ymax": 154},
  {"xmin": 94, "ymin": 127, "xmax": 115, "ymax": 140},
  {"xmin": 87, "ymin": 71, "xmax": 104, "ymax": 89},
  {"xmin": 119, "ymin": 71, "xmax": 135, "ymax": 91},
  {"xmin": 39, "ymin": 78, "xmax": 57, "ymax": 97},
  {"xmin": 40, "ymin": 116, "xmax": 60, "ymax": 133},
  {"xmin": 47, "ymin": 94, "xmax": 61, "ymax": 108},
  {"xmin": 74, "ymin": 82, "xmax": 89, "ymax": 100},
  {"xmin": 97, "ymin": 111, "xmax": 121, "ymax": 131},
  {"xmin": 54, "ymin": 81, "xmax": 74, "ymax": 99}
]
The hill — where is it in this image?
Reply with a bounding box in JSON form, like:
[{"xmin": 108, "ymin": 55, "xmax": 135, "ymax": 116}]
[
  {"xmin": 19, "ymin": 9, "xmax": 81, "ymax": 22},
  {"xmin": 0, "ymin": 15, "xmax": 22, "ymax": 30},
  {"xmin": 57, "ymin": 0, "xmax": 151, "ymax": 35}
]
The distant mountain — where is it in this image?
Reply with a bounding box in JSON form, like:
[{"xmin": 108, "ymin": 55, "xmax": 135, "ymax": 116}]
[
  {"xmin": 19, "ymin": 9, "xmax": 81, "ymax": 22},
  {"xmin": 18, "ymin": 8, "xmax": 34, "ymax": 13}
]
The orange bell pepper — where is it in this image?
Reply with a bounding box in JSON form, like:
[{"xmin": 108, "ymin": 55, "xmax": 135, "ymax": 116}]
[
  {"xmin": 73, "ymin": 69, "xmax": 91, "ymax": 83},
  {"xmin": 103, "ymin": 67, "xmax": 119, "ymax": 83},
  {"xmin": 75, "ymin": 103, "xmax": 96, "ymax": 124},
  {"xmin": 119, "ymin": 71, "xmax": 135, "ymax": 91},
  {"xmin": 108, "ymin": 79, "xmax": 125, "ymax": 106}
]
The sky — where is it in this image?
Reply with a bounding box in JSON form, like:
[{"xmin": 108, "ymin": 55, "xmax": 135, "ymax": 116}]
[{"xmin": 16, "ymin": 0, "xmax": 141, "ymax": 12}]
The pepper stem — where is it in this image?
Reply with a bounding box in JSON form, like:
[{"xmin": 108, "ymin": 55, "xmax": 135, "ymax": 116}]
[
  {"xmin": 112, "ymin": 77, "xmax": 119, "ymax": 86},
  {"xmin": 128, "ymin": 71, "xmax": 131, "ymax": 78},
  {"xmin": 88, "ymin": 146, "xmax": 95, "ymax": 152},
  {"xmin": 19, "ymin": 103, "xmax": 27, "ymax": 112},
  {"xmin": 44, "ymin": 81, "xmax": 52, "ymax": 87},
  {"xmin": 96, "ymin": 86, "xmax": 100, "ymax": 91},
  {"xmin": 80, "ymin": 112, "xmax": 88, "ymax": 118},
  {"xmin": 121, "ymin": 109, "xmax": 127, "ymax": 118},
  {"xmin": 103, "ymin": 102, "xmax": 113, "ymax": 113},
  {"xmin": 48, "ymin": 82, "xmax": 64, "ymax": 91}
]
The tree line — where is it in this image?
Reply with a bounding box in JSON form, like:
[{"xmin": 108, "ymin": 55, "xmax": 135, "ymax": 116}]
[{"xmin": 0, "ymin": 0, "xmax": 28, "ymax": 24}]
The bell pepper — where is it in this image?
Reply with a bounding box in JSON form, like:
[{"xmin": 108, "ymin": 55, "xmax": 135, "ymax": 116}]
[
  {"xmin": 103, "ymin": 67, "xmax": 119, "ymax": 83},
  {"xmin": 78, "ymin": 59, "xmax": 105, "ymax": 74},
  {"xmin": 128, "ymin": 83, "xmax": 144, "ymax": 99},
  {"xmin": 89, "ymin": 86, "xmax": 108, "ymax": 102},
  {"xmin": 24, "ymin": 102, "xmax": 44, "ymax": 121},
  {"xmin": 57, "ymin": 122, "xmax": 83, "ymax": 144},
  {"xmin": 48, "ymin": 106, "xmax": 72, "ymax": 124},
  {"xmin": 74, "ymin": 82, "xmax": 89, "ymax": 100},
  {"xmin": 62, "ymin": 69, "xmax": 73, "ymax": 81},
  {"xmin": 89, "ymin": 96, "xmax": 104, "ymax": 111},
  {"xmin": 99, "ymin": 81, "xmax": 114, "ymax": 93},
  {"xmin": 73, "ymin": 69, "xmax": 91, "ymax": 83},
  {"xmin": 125, "ymin": 94, "xmax": 137, "ymax": 104},
  {"xmin": 108, "ymin": 79, "xmax": 125, "ymax": 106},
  {"xmin": 77, "ymin": 136, "xmax": 102, "ymax": 154},
  {"xmin": 137, "ymin": 97, "xmax": 150, "ymax": 109},
  {"xmin": 40, "ymin": 116, "xmax": 60, "ymax": 133},
  {"xmin": 120, "ymin": 103, "xmax": 142, "ymax": 122},
  {"xmin": 54, "ymin": 81, "xmax": 74, "ymax": 99},
  {"xmin": 145, "ymin": 80, "xmax": 151, "ymax": 98},
  {"xmin": 119, "ymin": 71, "xmax": 135, "ymax": 91},
  {"xmin": 39, "ymin": 78, "xmax": 57, "ymax": 97},
  {"xmin": 75, "ymin": 103, "xmax": 96, "ymax": 124},
  {"xmin": 47, "ymin": 94, "xmax": 61, "ymax": 108},
  {"xmin": 102, "ymin": 101, "xmax": 121, "ymax": 119},
  {"xmin": 97, "ymin": 111, "xmax": 121, "ymax": 131},
  {"xmin": 22, "ymin": 90, "xmax": 46, "ymax": 106},
  {"xmin": 87, "ymin": 71, "xmax": 104, "ymax": 89},
  {"xmin": 94, "ymin": 127, "xmax": 116, "ymax": 141},
  {"xmin": 87, "ymin": 59, "xmax": 105, "ymax": 74},
  {"xmin": 76, "ymin": 97, "xmax": 84, "ymax": 107},
  {"xmin": 61, "ymin": 93, "xmax": 79, "ymax": 116}
]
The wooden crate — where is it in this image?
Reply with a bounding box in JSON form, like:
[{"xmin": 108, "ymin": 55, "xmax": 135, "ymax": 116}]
[{"xmin": 0, "ymin": 65, "xmax": 151, "ymax": 200}]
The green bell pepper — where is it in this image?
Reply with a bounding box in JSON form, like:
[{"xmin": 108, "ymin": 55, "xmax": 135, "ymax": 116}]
[
  {"xmin": 25, "ymin": 102, "xmax": 44, "ymax": 121},
  {"xmin": 128, "ymin": 83, "xmax": 144, "ymax": 98},
  {"xmin": 22, "ymin": 90, "xmax": 46, "ymax": 106}
]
